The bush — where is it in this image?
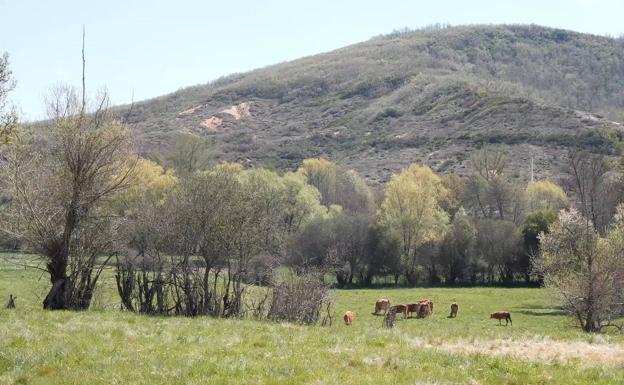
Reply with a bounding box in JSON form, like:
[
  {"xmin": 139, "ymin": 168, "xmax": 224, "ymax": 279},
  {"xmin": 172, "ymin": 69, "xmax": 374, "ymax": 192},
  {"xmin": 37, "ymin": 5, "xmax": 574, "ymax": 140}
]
[{"xmin": 267, "ymin": 272, "xmax": 333, "ymax": 325}]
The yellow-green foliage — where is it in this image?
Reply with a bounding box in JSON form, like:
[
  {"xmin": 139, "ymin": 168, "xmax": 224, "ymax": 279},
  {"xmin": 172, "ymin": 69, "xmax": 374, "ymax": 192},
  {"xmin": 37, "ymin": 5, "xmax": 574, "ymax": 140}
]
[
  {"xmin": 378, "ymin": 165, "xmax": 449, "ymax": 273},
  {"xmin": 526, "ymin": 180, "xmax": 568, "ymax": 212},
  {"xmin": 111, "ymin": 158, "xmax": 177, "ymax": 213}
]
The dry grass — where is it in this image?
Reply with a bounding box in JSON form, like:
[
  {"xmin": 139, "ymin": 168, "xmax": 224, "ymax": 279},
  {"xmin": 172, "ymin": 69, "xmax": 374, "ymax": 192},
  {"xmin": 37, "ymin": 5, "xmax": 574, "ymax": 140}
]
[{"xmin": 406, "ymin": 335, "xmax": 624, "ymax": 367}]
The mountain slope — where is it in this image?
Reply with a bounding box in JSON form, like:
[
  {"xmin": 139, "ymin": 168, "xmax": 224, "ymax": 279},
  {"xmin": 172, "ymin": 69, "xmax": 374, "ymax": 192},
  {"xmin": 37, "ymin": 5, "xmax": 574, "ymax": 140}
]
[{"xmin": 121, "ymin": 24, "xmax": 624, "ymax": 183}]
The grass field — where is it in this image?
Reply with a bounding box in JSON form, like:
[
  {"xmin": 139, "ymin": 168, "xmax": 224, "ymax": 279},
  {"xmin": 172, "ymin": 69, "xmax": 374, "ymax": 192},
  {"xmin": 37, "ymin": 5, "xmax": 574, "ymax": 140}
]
[{"xmin": 1, "ymin": 254, "xmax": 623, "ymax": 385}]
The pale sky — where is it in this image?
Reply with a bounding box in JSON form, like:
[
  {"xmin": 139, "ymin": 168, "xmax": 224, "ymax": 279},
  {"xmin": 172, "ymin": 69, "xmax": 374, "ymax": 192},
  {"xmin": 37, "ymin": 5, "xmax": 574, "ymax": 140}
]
[{"xmin": 2, "ymin": 0, "xmax": 624, "ymax": 120}]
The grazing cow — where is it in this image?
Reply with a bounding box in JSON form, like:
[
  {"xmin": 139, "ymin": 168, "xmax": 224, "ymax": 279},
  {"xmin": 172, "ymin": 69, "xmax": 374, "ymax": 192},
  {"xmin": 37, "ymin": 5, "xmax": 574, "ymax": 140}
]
[
  {"xmin": 406, "ymin": 303, "xmax": 421, "ymax": 318},
  {"xmin": 390, "ymin": 304, "xmax": 408, "ymax": 318},
  {"xmin": 449, "ymin": 303, "xmax": 459, "ymax": 318},
  {"xmin": 374, "ymin": 299, "xmax": 391, "ymax": 315},
  {"xmin": 6, "ymin": 294, "xmax": 15, "ymax": 309},
  {"xmin": 419, "ymin": 299, "xmax": 433, "ymax": 313},
  {"xmin": 490, "ymin": 311, "xmax": 512, "ymax": 326},
  {"xmin": 417, "ymin": 302, "xmax": 432, "ymax": 318},
  {"xmin": 343, "ymin": 311, "xmax": 354, "ymax": 326}
]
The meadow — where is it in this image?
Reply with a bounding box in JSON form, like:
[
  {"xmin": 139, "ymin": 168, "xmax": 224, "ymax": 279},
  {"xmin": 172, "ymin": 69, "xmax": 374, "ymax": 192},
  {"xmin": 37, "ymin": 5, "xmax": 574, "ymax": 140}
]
[{"xmin": 1, "ymin": 254, "xmax": 623, "ymax": 385}]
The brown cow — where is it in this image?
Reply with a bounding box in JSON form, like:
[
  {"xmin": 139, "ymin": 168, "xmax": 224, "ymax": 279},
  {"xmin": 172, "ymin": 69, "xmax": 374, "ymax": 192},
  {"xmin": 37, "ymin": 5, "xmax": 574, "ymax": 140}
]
[
  {"xmin": 417, "ymin": 302, "xmax": 432, "ymax": 318},
  {"xmin": 343, "ymin": 311, "xmax": 354, "ymax": 326},
  {"xmin": 490, "ymin": 311, "xmax": 512, "ymax": 326},
  {"xmin": 374, "ymin": 299, "xmax": 391, "ymax": 315},
  {"xmin": 390, "ymin": 304, "xmax": 408, "ymax": 318},
  {"xmin": 449, "ymin": 303, "xmax": 458, "ymax": 318},
  {"xmin": 419, "ymin": 299, "xmax": 433, "ymax": 313},
  {"xmin": 406, "ymin": 303, "xmax": 421, "ymax": 318}
]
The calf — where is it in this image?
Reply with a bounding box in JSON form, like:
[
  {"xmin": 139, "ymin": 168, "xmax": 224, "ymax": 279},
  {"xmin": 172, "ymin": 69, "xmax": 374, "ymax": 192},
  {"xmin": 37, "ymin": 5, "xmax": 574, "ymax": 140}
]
[
  {"xmin": 6, "ymin": 294, "xmax": 15, "ymax": 309},
  {"xmin": 449, "ymin": 303, "xmax": 458, "ymax": 318},
  {"xmin": 490, "ymin": 311, "xmax": 512, "ymax": 326},
  {"xmin": 374, "ymin": 299, "xmax": 391, "ymax": 315},
  {"xmin": 383, "ymin": 307, "xmax": 397, "ymax": 328},
  {"xmin": 343, "ymin": 311, "xmax": 354, "ymax": 326}
]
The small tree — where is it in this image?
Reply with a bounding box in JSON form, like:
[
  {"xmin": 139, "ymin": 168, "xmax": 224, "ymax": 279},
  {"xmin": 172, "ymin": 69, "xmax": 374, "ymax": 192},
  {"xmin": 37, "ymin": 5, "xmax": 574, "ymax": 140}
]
[
  {"xmin": 267, "ymin": 271, "xmax": 332, "ymax": 325},
  {"xmin": 538, "ymin": 208, "xmax": 624, "ymax": 332}
]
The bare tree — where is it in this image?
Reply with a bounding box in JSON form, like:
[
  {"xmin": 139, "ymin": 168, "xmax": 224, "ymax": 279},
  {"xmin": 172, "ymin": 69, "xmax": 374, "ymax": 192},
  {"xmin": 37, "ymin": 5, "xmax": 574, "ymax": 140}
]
[
  {"xmin": 562, "ymin": 150, "xmax": 614, "ymax": 233},
  {"xmin": 2, "ymin": 86, "xmax": 136, "ymax": 310},
  {"xmin": 538, "ymin": 208, "xmax": 624, "ymax": 332}
]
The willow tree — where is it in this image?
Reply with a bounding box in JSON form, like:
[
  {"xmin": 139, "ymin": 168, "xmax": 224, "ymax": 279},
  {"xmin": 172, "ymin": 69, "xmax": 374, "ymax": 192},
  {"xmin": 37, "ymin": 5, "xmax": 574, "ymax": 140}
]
[
  {"xmin": 526, "ymin": 180, "xmax": 568, "ymax": 212},
  {"xmin": 2, "ymin": 87, "xmax": 136, "ymax": 310},
  {"xmin": 378, "ymin": 165, "xmax": 448, "ymax": 285}
]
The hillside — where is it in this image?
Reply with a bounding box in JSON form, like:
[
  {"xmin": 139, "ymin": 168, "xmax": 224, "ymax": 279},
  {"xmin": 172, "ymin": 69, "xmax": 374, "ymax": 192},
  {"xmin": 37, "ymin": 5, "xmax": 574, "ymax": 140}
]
[{"xmin": 121, "ymin": 24, "xmax": 624, "ymax": 183}]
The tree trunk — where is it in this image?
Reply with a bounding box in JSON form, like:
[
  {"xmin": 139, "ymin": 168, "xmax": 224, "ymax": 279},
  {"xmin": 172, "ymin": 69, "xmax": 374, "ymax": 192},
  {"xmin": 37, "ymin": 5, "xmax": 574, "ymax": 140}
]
[{"xmin": 43, "ymin": 277, "xmax": 71, "ymax": 310}]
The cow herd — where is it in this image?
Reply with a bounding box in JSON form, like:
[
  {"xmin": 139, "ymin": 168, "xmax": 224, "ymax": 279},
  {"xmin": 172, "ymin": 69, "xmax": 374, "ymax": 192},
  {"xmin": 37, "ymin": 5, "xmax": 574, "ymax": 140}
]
[
  {"xmin": 343, "ymin": 298, "xmax": 512, "ymax": 327},
  {"xmin": 372, "ymin": 298, "xmax": 436, "ymax": 319}
]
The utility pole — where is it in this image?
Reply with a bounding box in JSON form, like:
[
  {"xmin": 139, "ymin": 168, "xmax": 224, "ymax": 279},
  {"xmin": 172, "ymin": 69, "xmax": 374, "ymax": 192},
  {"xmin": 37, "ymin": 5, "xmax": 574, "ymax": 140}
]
[{"xmin": 81, "ymin": 25, "xmax": 86, "ymax": 115}]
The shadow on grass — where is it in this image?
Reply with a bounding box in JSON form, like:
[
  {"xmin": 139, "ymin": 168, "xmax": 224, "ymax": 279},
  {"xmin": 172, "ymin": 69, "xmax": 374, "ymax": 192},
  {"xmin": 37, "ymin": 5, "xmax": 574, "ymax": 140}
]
[
  {"xmin": 515, "ymin": 309, "xmax": 568, "ymax": 317},
  {"xmin": 519, "ymin": 303, "xmax": 565, "ymax": 310}
]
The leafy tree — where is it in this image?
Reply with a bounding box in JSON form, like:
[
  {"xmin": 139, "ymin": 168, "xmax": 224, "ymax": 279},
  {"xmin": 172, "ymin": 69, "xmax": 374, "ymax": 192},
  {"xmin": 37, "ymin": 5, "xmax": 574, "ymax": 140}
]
[
  {"xmin": 440, "ymin": 173, "xmax": 465, "ymax": 217},
  {"xmin": 526, "ymin": 180, "xmax": 568, "ymax": 212},
  {"xmin": 110, "ymin": 158, "xmax": 176, "ymax": 214},
  {"xmin": 474, "ymin": 219, "xmax": 522, "ymax": 284},
  {"xmin": 439, "ymin": 207, "xmax": 476, "ymax": 284},
  {"xmin": 521, "ymin": 209, "xmax": 557, "ymax": 282},
  {"xmin": 330, "ymin": 213, "xmax": 373, "ymax": 285},
  {"xmin": 359, "ymin": 224, "xmax": 402, "ymax": 286},
  {"xmin": 378, "ymin": 165, "xmax": 448, "ymax": 285}
]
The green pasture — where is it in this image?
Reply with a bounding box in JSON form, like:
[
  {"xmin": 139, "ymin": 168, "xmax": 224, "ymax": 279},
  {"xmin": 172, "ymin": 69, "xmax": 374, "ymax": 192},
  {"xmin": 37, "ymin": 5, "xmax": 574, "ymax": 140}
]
[{"xmin": 1, "ymin": 253, "xmax": 623, "ymax": 385}]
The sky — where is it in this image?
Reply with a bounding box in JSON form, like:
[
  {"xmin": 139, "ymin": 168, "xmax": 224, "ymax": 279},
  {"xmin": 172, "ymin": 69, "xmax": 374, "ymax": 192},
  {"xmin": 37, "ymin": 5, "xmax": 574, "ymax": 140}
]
[{"xmin": 2, "ymin": 0, "xmax": 624, "ymax": 120}]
